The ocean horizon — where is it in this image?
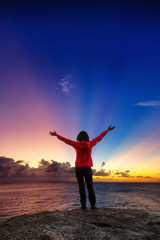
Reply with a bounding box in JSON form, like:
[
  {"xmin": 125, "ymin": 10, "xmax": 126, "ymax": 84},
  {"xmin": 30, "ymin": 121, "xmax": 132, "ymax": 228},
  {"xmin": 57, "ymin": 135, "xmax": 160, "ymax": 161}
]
[{"xmin": 0, "ymin": 182, "xmax": 160, "ymax": 218}]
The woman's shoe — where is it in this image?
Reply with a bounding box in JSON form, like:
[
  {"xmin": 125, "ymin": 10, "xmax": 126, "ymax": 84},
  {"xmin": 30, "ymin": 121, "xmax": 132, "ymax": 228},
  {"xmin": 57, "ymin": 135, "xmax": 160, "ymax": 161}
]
[
  {"xmin": 81, "ymin": 206, "xmax": 86, "ymax": 210},
  {"xmin": 91, "ymin": 205, "xmax": 97, "ymax": 210}
]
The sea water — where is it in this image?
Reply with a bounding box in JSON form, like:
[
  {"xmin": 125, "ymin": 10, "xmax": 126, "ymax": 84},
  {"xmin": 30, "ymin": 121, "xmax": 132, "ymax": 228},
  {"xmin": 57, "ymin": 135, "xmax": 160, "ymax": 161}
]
[{"xmin": 0, "ymin": 182, "xmax": 159, "ymax": 218}]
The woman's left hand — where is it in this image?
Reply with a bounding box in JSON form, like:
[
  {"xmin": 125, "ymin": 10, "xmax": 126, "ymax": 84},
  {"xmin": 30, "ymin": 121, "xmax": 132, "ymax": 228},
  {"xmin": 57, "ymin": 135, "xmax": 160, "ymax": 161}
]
[{"xmin": 107, "ymin": 125, "xmax": 116, "ymax": 131}]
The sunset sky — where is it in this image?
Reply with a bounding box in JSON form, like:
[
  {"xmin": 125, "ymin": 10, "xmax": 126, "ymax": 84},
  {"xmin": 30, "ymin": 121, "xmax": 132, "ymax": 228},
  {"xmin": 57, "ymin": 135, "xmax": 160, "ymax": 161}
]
[{"xmin": 0, "ymin": 1, "xmax": 160, "ymax": 182}]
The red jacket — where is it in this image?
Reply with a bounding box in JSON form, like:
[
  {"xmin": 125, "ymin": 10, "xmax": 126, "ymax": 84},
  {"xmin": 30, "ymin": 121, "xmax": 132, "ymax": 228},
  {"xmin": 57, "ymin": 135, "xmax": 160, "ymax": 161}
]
[{"xmin": 57, "ymin": 130, "xmax": 108, "ymax": 167}]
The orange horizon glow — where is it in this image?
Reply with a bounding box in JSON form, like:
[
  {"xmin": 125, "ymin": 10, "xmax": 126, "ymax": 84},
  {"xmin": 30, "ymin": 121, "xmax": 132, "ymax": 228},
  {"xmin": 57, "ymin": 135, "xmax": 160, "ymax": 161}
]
[{"xmin": 1, "ymin": 125, "xmax": 160, "ymax": 182}]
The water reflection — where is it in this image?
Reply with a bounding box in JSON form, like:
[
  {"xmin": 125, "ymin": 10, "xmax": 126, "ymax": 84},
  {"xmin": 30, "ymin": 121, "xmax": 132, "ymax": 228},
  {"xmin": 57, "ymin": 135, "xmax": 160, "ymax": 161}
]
[{"xmin": 0, "ymin": 182, "xmax": 159, "ymax": 218}]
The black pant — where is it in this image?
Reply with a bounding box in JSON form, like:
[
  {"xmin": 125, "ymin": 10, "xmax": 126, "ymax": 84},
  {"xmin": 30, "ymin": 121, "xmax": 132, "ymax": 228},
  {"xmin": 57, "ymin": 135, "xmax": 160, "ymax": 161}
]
[{"xmin": 75, "ymin": 167, "xmax": 96, "ymax": 208}]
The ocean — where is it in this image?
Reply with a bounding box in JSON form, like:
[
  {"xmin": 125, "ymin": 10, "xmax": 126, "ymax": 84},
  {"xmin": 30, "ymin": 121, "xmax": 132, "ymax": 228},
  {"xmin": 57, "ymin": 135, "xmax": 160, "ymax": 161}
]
[{"xmin": 0, "ymin": 182, "xmax": 159, "ymax": 218}]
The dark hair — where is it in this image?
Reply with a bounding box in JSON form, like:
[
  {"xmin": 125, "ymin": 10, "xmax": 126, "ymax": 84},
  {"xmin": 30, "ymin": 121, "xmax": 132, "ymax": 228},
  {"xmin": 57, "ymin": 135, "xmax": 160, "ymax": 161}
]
[{"xmin": 77, "ymin": 131, "xmax": 89, "ymax": 142}]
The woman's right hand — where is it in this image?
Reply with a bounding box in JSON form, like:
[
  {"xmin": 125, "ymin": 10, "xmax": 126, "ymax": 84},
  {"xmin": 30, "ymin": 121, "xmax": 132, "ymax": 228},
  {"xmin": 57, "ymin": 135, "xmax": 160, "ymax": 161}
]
[{"xmin": 49, "ymin": 130, "xmax": 58, "ymax": 136}]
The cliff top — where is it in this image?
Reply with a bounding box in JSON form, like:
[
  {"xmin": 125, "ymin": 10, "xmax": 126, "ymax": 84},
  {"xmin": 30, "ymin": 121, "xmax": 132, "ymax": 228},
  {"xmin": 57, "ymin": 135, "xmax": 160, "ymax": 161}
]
[{"xmin": 0, "ymin": 208, "xmax": 160, "ymax": 240}]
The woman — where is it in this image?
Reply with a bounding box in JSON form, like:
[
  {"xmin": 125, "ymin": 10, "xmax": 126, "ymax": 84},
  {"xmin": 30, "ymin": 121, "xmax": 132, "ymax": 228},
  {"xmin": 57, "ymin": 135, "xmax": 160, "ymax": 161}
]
[{"xmin": 49, "ymin": 125, "xmax": 115, "ymax": 210}]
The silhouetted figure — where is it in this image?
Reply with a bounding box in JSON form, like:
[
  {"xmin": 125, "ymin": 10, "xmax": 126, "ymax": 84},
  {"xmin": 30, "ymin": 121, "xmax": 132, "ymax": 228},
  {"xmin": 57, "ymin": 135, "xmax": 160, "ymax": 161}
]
[{"xmin": 49, "ymin": 125, "xmax": 115, "ymax": 210}]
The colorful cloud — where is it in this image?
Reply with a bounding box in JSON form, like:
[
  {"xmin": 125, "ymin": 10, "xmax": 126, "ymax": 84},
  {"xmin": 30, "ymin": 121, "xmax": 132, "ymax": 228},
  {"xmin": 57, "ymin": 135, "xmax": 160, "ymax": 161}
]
[
  {"xmin": 57, "ymin": 75, "xmax": 73, "ymax": 95},
  {"xmin": 136, "ymin": 101, "xmax": 160, "ymax": 107}
]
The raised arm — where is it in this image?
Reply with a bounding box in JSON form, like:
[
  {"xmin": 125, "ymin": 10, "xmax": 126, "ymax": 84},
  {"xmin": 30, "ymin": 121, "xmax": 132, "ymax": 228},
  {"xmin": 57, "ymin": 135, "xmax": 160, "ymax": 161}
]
[
  {"xmin": 49, "ymin": 130, "xmax": 77, "ymax": 148},
  {"xmin": 90, "ymin": 125, "xmax": 115, "ymax": 147}
]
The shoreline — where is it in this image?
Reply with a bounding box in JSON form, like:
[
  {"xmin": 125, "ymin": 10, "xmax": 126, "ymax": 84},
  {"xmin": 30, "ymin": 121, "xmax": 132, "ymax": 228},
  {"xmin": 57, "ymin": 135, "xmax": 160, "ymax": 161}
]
[
  {"xmin": 0, "ymin": 208, "xmax": 160, "ymax": 239},
  {"xmin": 0, "ymin": 207, "xmax": 160, "ymax": 220}
]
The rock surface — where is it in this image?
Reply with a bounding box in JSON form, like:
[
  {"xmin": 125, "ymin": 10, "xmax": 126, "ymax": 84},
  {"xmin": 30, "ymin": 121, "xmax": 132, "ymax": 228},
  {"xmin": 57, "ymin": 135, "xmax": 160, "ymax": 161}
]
[{"xmin": 0, "ymin": 208, "xmax": 160, "ymax": 240}]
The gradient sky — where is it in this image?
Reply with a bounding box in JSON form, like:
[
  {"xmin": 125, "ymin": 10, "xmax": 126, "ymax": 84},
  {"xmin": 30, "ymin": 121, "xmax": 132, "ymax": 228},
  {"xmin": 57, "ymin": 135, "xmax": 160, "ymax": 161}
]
[{"xmin": 0, "ymin": 0, "xmax": 160, "ymax": 182}]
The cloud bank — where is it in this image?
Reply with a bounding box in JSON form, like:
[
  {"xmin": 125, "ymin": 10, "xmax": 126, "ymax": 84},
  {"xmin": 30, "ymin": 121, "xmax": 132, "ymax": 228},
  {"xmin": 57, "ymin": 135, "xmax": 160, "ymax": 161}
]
[
  {"xmin": 93, "ymin": 169, "xmax": 111, "ymax": 177},
  {"xmin": 0, "ymin": 157, "xmax": 159, "ymax": 182},
  {"xmin": 136, "ymin": 101, "xmax": 160, "ymax": 107},
  {"xmin": 0, "ymin": 157, "xmax": 75, "ymax": 182},
  {"xmin": 0, "ymin": 157, "xmax": 110, "ymax": 183},
  {"xmin": 114, "ymin": 170, "xmax": 132, "ymax": 178}
]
